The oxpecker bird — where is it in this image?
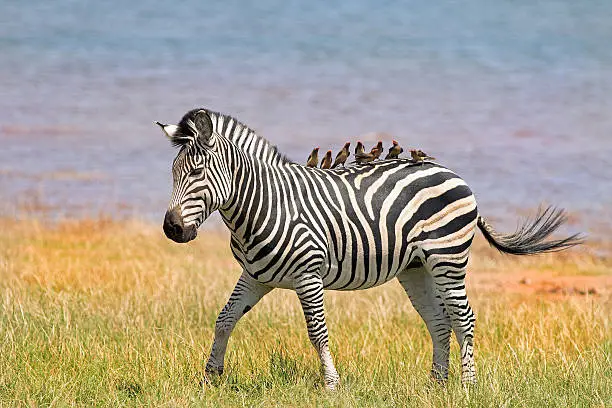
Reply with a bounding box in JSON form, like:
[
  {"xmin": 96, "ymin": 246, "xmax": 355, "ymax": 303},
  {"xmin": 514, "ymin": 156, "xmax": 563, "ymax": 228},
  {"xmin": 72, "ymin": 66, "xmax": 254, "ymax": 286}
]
[
  {"xmin": 354, "ymin": 141, "xmax": 365, "ymax": 156},
  {"xmin": 371, "ymin": 141, "xmax": 383, "ymax": 159},
  {"xmin": 410, "ymin": 149, "xmax": 436, "ymax": 163},
  {"xmin": 354, "ymin": 152, "xmax": 376, "ymax": 164},
  {"xmin": 385, "ymin": 140, "xmax": 403, "ymax": 159},
  {"xmin": 332, "ymin": 142, "xmax": 351, "ymax": 168},
  {"xmin": 356, "ymin": 141, "xmax": 384, "ymax": 164},
  {"xmin": 306, "ymin": 147, "xmax": 320, "ymax": 167},
  {"xmin": 320, "ymin": 150, "xmax": 333, "ymax": 169}
]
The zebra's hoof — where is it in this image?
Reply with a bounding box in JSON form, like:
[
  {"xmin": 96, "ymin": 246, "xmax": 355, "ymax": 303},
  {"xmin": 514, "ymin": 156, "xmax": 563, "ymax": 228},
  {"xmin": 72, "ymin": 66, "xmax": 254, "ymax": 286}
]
[
  {"xmin": 461, "ymin": 374, "xmax": 477, "ymax": 387},
  {"xmin": 200, "ymin": 365, "xmax": 224, "ymax": 387},
  {"xmin": 205, "ymin": 365, "xmax": 224, "ymax": 376},
  {"xmin": 324, "ymin": 373, "xmax": 340, "ymax": 391},
  {"xmin": 200, "ymin": 374, "xmax": 222, "ymax": 388},
  {"xmin": 430, "ymin": 369, "xmax": 448, "ymax": 385},
  {"xmin": 325, "ymin": 381, "xmax": 339, "ymax": 391}
]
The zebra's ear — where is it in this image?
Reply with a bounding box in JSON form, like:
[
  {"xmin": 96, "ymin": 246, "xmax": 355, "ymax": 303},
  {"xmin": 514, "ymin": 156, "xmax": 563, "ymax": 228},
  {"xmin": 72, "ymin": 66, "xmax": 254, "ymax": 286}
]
[
  {"xmin": 193, "ymin": 110, "xmax": 214, "ymax": 143},
  {"xmin": 155, "ymin": 121, "xmax": 192, "ymax": 147},
  {"xmin": 155, "ymin": 122, "xmax": 179, "ymax": 139}
]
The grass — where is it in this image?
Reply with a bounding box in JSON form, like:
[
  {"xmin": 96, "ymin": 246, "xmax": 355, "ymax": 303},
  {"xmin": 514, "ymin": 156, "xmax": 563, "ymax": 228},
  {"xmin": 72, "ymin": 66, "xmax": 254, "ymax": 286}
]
[{"xmin": 0, "ymin": 217, "xmax": 610, "ymax": 407}]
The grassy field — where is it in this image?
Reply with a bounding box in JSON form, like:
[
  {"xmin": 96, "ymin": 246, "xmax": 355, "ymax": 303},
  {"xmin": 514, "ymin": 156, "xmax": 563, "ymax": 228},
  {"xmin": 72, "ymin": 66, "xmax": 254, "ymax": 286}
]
[{"xmin": 0, "ymin": 217, "xmax": 610, "ymax": 407}]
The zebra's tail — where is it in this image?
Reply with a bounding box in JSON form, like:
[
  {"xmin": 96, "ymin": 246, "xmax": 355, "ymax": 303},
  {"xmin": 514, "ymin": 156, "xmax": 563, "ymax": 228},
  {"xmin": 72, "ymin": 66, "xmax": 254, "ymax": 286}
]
[{"xmin": 476, "ymin": 206, "xmax": 584, "ymax": 255}]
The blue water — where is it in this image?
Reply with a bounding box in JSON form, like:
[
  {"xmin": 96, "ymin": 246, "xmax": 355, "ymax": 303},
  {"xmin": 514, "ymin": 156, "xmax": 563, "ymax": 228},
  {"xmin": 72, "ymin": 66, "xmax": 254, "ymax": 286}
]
[{"xmin": 1, "ymin": 0, "xmax": 611, "ymax": 234}]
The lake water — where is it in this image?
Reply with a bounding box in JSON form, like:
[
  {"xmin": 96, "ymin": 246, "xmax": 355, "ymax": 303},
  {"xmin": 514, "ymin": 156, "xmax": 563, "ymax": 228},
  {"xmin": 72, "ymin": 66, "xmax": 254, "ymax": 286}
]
[{"xmin": 1, "ymin": 0, "xmax": 611, "ymax": 235}]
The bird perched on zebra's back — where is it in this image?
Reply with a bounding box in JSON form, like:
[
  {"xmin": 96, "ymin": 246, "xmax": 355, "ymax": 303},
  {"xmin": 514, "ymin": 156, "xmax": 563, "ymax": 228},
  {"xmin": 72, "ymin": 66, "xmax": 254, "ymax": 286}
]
[
  {"xmin": 354, "ymin": 141, "xmax": 365, "ymax": 157},
  {"xmin": 371, "ymin": 141, "xmax": 383, "ymax": 159},
  {"xmin": 306, "ymin": 147, "xmax": 319, "ymax": 167},
  {"xmin": 385, "ymin": 140, "xmax": 403, "ymax": 159},
  {"xmin": 410, "ymin": 149, "xmax": 435, "ymax": 164},
  {"xmin": 332, "ymin": 142, "xmax": 350, "ymax": 168},
  {"xmin": 355, "ymin": 141, "xmax": 383, "ymax": 164},
  {"xmin": 320, "ymin": 150, "xmax": 333, "ymax": 169}
]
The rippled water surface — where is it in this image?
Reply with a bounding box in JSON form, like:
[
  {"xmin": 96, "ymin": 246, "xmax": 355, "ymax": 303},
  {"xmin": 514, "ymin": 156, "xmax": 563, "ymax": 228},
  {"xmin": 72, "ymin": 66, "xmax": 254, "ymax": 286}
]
[{"xmin": 1, "ymin": 0, "xmax": 611, "ymax": 233}]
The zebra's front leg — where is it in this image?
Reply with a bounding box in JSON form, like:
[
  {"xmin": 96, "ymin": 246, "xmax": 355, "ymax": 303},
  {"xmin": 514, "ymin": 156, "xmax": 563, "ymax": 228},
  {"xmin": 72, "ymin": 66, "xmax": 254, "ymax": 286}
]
[
  {"xmin": 295, "ymin": 274, "xmax": 339, "ymax": 390},
  {"xmin": 205, "ymin": 271, "xmax": 272, "ymax": 378}
]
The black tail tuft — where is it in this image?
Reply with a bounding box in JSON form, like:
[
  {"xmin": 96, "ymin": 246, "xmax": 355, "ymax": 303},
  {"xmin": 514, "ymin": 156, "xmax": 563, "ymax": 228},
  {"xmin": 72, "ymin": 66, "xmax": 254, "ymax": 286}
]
[{"xmin": 477, "ymin": 206, "xmax": 584, "ymax": 255}]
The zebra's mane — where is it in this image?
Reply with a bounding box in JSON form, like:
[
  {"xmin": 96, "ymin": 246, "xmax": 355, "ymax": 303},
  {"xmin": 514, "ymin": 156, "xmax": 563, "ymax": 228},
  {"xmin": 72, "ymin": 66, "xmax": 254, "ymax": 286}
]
[
  {"xmin": 175, "ymin": 109, "xmax": 293, "ymax": 165},
  {"xmin": 210, "ymin": 111, "xmax": 294, "ymax": 164}
]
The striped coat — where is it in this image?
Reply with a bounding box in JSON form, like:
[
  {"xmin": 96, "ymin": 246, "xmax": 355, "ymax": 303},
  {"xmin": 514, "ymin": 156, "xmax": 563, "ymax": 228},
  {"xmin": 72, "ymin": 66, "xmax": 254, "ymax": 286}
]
[{"xmin": 158, "ymin": 108, "xmax": 581, "ymax": 389}]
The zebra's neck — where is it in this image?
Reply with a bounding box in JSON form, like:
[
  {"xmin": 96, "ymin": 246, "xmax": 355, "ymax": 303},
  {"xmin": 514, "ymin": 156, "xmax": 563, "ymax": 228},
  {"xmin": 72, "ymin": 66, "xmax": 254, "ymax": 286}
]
[
  {"xmin": 218, "ymin": 142, "xmax": 288, "ymax": 238},
  {"xmin": 206, "ymin": 110, "xmax": 297, "ymax": 246},
  {"xmin": 207, "ymin": 111, "xmax": 292, "ymax": 166}
]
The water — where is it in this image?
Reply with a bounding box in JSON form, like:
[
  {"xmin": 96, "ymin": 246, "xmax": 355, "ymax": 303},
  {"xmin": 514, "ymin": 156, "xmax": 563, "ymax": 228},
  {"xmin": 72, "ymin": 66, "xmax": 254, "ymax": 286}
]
[{"xmin": 1, "ymin": 0, "xmax": 611, "ymax": 234}]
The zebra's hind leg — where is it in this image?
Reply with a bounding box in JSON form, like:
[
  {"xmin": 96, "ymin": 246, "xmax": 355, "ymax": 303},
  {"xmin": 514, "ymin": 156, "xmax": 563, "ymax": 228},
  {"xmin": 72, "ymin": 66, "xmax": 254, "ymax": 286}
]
[
  {"xmin": 205, "ymin": 271, "xmax": 272, "ymax": 378},
  {"xmin": 295, "ymin": 274, "xmax": 339, "ymax": 390},
  {"xmin": 397, "ymin": 260, "xmax": 452, "ymax": 382},
  {"xmin": 426, "ymin": 256, "xmax": 476, "ymax": 385}
]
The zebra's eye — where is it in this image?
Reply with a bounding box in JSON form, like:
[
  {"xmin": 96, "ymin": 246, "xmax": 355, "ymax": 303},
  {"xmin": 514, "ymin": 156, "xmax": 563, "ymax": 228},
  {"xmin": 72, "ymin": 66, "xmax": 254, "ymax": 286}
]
[{"xmin": 191, "ymin": 168, "xmax": 204, "ymax": 177}]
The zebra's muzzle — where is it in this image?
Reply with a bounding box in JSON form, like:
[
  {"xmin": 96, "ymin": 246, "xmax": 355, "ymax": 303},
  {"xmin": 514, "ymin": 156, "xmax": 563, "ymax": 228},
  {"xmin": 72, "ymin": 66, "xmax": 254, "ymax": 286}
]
[{"xmin": 163, "ymin": 208, "xmax": 197, "ymax": 243}]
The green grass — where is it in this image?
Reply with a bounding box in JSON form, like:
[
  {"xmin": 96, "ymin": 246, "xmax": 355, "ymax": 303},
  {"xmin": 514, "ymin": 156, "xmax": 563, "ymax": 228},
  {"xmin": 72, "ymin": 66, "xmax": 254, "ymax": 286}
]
[{"xmin": 0, "ymin": 218, "xmax": 610, "ymax": 407}]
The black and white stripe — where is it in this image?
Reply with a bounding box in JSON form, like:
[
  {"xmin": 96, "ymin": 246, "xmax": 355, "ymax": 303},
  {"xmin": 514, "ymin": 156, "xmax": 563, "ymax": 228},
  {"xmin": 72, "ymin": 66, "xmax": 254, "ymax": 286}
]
[{"xmin": 159, "ymin": 108, "xmax": 582, "ymax": 388}]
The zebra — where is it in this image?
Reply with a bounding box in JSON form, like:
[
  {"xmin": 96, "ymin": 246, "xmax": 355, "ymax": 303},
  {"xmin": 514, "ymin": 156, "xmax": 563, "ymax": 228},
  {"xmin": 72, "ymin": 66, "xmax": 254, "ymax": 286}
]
[{"xmin": 156, "ymin": 108, "xmax": 582, "ymax": 389}]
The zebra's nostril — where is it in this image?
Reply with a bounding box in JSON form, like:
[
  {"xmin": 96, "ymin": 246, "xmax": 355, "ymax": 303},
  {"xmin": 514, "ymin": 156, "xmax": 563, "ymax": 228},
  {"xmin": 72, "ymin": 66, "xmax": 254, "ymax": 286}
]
[
  {"xmin": 163, "ymin": 208, "xmax": 196, "ymax": 243},
  {"xmin": 163, "ymin": 208, "xmax": 185, "ymax": 239}
]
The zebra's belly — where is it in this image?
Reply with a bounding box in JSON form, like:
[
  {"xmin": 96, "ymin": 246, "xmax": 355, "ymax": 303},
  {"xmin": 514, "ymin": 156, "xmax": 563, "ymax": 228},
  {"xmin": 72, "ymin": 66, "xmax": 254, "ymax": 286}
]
[
  {"xmin": 242, "ymin": 263, "xmax": 405, "ymax": 291},
  {"xmin": 238, "ymin": 251, "xmax": 411, "ymax": 291},
  {"xmin": 321, "ymin": 266, "xmax": 404, "ymax": 290},
  {"xmin": 319, "ymin": 245, "xmax": 418, "ymax": 290}
]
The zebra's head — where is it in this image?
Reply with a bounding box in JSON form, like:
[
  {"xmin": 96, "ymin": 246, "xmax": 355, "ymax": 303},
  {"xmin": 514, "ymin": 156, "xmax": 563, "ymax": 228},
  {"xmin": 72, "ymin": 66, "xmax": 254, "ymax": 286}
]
[{"xmin": 157, "ymin": 109, "xmax": 231, "ymax": 243}]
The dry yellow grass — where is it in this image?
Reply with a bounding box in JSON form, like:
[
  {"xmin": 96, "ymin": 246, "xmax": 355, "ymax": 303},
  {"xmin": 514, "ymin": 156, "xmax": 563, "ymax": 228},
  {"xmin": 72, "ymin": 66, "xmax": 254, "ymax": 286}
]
[{"xmin": 0, "ymin": 217, "xmax": 610, "ymax": 407}]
